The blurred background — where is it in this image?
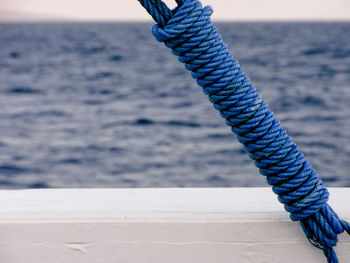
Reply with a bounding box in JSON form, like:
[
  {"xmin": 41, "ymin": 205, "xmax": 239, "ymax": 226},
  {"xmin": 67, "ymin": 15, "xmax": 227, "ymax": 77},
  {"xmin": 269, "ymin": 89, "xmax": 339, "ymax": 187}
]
[{"xmin": 0, "ymin": 0, "xmax": 349, "ymax": 188}]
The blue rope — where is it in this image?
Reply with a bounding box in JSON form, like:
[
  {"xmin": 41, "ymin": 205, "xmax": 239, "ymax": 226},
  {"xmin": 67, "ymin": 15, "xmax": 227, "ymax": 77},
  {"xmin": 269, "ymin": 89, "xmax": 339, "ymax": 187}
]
[{"xmin": 137, "ymin": 0, "xmax": 350, "ymax": 262}]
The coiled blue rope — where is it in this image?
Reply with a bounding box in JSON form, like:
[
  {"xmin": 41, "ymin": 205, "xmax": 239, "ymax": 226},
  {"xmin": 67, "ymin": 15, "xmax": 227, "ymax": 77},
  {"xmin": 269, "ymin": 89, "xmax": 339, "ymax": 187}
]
[{"xmin": 137, "ymin": 0, "xmax": 350, "ymax": 262}]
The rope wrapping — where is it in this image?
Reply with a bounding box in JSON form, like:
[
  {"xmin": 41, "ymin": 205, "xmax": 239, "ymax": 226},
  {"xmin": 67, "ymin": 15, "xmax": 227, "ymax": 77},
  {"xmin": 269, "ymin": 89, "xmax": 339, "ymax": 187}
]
[{"xmin": 137, "ymin": 0, "xmax": 350, "ymax": 262}]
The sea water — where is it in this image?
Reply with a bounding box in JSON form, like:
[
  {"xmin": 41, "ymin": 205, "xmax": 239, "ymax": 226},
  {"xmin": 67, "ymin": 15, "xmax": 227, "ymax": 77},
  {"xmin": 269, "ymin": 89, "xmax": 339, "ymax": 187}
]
[{"xmin": 0, "ymin": 22, "xmax": 349, "ymax": 188}]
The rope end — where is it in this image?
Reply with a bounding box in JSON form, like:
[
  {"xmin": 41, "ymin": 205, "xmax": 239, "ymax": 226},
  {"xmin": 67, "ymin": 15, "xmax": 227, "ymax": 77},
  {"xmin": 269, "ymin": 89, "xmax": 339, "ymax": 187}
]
[{"xmin": 300, "ymin": 204, "xmax": 349, "ymax": 263}]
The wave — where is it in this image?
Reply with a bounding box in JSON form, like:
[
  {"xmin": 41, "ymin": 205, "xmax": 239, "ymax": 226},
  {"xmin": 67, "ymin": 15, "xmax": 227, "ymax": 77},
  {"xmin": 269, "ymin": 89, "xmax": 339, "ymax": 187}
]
[
  {"xmin": 302, "ymin": 47, "xmax": 329, "ymax": 56},
  {"xmin": 110, "ymin": 55, "xmax": 122, "ymax": 61},
  {"xmin": 0, "ymin": 165, "xmax": 28, "ymax": 175},
  {"xmin": 134, "ymin": 118, "xmax": 154, "ymax": 125},
  {"xmin": 6, "ymin": 86, "xmax": 43, "ymax": 94},
  {"xmin": 133, "ymin": 118, "xmax": 201, "ymax": 127},
  {"xmin": 166, "ymin": 120, "xmax": 201, "ymax": 127}
]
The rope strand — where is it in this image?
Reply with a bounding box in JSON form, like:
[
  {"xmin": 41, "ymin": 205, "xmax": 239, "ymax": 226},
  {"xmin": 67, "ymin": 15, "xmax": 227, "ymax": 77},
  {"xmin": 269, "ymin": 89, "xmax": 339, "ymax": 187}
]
[{"xmin": 137, "ymin": 0, "xmax": 350, "ymax": 262}]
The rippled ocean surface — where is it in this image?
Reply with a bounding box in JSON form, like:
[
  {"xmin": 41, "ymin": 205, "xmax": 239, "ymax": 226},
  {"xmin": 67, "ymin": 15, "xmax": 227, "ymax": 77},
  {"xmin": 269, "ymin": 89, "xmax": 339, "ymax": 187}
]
[{"xmin": 0, "ymin": 23, "xmax": 349, "ymax": 188}]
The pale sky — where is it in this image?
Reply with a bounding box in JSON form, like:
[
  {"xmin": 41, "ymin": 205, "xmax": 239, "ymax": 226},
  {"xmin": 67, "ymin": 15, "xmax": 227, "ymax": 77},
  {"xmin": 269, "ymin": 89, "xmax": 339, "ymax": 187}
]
[{"xmin": 0, "ymin": 0, "xmax": 350, "ymax": 21}]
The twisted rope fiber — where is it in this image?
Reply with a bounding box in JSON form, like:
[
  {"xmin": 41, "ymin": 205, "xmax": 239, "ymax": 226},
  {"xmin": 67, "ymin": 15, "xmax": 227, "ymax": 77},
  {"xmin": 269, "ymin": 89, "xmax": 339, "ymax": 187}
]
[{"xmin": 137, "ymin": 0, "xmax": 350, "ymax": 262}]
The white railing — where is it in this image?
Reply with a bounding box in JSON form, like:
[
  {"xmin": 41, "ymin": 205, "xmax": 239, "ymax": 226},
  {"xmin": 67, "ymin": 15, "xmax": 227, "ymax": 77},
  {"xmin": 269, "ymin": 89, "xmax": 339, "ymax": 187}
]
[{"xmin": 0, "ymin": 188, "xmax": 349, "ymax": 262}]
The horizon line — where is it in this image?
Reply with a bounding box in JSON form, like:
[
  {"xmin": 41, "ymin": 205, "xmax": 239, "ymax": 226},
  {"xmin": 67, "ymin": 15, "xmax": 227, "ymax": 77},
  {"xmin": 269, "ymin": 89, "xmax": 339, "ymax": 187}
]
[{"xmin": 1, "ymin": 18, "xmax": 350, "ymax": 23}]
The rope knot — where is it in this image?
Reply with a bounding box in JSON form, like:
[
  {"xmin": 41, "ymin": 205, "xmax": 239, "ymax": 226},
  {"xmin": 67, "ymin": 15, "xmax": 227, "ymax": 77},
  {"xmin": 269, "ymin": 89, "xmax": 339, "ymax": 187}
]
[{"xmin": 152, "ymin": 0, "xmax": 213, "ymax": 43}]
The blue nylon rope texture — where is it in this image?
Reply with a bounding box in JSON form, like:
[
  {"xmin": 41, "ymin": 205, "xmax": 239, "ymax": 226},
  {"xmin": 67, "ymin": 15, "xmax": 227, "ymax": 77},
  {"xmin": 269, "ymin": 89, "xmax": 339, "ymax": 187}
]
[{"xmin": 137, "ymin": 0, "xmax": 350, "ymax": 262}]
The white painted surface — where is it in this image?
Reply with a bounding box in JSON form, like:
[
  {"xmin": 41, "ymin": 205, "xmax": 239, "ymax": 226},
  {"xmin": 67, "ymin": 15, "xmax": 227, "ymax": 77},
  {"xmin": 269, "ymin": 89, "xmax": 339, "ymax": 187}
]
[{"xmin": 0, "ymin": 188, "xmax": 349, "ymax": 262}]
